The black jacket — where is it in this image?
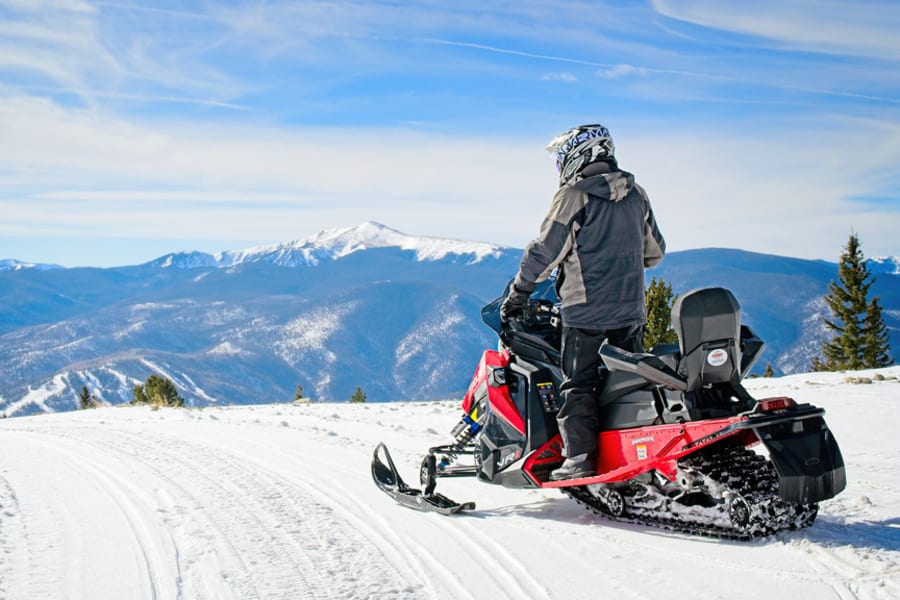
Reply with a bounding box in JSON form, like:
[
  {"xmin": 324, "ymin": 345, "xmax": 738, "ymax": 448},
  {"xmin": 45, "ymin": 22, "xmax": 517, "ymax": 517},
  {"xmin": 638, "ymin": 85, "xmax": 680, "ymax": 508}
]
[{"xmin": 513, "ymin": 163, "xmax": 665, "ymax": 329}]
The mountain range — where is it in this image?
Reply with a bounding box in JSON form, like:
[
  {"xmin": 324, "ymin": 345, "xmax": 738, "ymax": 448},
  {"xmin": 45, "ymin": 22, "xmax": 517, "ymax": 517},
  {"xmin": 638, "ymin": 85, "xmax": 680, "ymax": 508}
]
[{"xmin": 1, "ymin": 222, "xmax": 897, "ymax": 416}]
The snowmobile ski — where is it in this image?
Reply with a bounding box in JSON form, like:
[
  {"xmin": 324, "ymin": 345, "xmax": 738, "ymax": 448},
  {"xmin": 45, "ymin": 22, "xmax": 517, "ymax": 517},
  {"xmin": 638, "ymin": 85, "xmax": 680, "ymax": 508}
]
[{"xmin": 371, "ymin": 443, "xmax": 475, "ymax": 515}]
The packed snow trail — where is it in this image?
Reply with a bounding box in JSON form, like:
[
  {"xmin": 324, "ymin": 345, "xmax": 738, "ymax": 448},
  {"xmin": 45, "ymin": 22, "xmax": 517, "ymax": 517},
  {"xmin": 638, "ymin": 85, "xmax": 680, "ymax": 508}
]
[
  {"xmin": 1, "ymin": 368, "xmax": 899, "ymax": 599},
  {"xmin": 1, "ymin": 416, "xmax": 432, "ymax": 599}
]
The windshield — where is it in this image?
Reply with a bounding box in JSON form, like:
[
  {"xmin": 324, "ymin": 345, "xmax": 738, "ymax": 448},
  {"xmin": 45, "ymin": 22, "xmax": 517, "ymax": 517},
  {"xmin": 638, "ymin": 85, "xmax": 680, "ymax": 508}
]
[{"xmin": 481, "ymin": 278, "xmax": 560, "ymax": 337}]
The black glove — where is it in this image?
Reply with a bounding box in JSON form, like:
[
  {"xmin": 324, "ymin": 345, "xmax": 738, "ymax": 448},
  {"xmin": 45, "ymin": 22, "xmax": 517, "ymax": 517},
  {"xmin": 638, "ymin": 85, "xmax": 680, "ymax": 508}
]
[{"xmin": 500, "ymin": 285, "xmax": 531, "ymax": 323}]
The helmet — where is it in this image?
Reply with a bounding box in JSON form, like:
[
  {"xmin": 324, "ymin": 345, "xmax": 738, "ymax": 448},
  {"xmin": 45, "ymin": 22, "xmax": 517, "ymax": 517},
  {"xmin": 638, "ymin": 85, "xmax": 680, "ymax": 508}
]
[{"xmin": 545, "ymin": 124, "xmax": 615, "ymax": 183}]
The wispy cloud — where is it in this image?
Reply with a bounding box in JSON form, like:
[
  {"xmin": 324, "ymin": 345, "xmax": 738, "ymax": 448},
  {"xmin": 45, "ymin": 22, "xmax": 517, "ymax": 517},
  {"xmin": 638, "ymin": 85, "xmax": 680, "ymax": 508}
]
[
  {"xmin": 0, "ymin": 0, "xmax": 244, "ymax": 108},
  {"xmin": 0, "ymin": 93, "xmax": 552, "ymax": 252},
  {"xmin": 0, "ymin": 1, "xmax": 898, "ymax": 265},
  {"xmin": 0, "ymin": 1, "xmax": 119, "ymax": 94},
  {"xmin": 651, "ymin": 0, "xmax": 900, "ymax": 59},
  {"xmin": 93, "ymin": 1, "xmax": 210, "ymax": 21},
  {"xmin": 540, "ymin": 73, "xmax": 578, "ymax": 83},
  {"xmin": 596, "ymin": 64, "xmax": 648, "ymax": 79}
]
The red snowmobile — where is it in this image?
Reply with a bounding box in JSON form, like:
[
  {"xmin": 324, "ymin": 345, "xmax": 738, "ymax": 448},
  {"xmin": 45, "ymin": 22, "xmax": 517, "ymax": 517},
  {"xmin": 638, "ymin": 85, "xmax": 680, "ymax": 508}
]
[{"xmin": 372, "ymin": 283, "xmax": 846, "ymax": 538}]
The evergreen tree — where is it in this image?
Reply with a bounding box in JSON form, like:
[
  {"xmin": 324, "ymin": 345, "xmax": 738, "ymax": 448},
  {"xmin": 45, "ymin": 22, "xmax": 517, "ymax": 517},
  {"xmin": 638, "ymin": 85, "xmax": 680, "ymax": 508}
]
[
  {"xmin": 644, "ymin": 277, "xmax": 678, "ymax": 350},
  {"xmin": 764, "ymin": 364, "xmax": 774, "ymax": 378},
  {"xmin": 80, "ymin": 386, "xmax": 97, "ymax": 409},
  {"xmin": 813, "ymin": 233, "xmax": 893, "ymax": 370},
  {"xmin": 132, "ymin": 375, "xmax": 185, "ymax": 407},
  {"xmin": 350, "ymin": 386, "xmax": 367, "ymax": 403},
  {"xmin": 862, "ymin": 296, "xmax": 892, "ymax": 368},
  {"xmin": 294, "ymin": 383, "xmax": 311, "ymax": 404}
]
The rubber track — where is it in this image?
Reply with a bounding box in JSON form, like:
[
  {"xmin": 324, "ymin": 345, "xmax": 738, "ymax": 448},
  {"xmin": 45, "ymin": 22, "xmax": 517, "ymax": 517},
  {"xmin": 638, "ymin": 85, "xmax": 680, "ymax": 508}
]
[{"xmin": 562, "ymin": 446, "xmax": 818, "ymax": 540}]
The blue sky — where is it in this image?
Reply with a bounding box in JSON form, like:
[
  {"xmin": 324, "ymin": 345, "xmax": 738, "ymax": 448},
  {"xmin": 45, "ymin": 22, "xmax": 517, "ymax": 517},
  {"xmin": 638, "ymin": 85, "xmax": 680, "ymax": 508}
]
[{"xmin": 1, "ymin": 0, "xmax": 898, "ymax": 267}]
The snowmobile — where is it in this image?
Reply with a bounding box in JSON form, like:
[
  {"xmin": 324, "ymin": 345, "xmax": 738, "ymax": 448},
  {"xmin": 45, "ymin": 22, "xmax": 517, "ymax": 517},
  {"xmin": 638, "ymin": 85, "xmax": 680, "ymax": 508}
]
[{"xmin": 371, "ymin": 283, "xmax": 846, "ymax": 539}]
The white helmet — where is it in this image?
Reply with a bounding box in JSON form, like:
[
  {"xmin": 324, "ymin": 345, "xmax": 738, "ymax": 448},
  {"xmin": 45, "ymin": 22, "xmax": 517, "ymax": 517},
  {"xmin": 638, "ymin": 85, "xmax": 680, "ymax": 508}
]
[{"xmin": 546, "ymin": 124, "xmax": 615, "ymax": 183}]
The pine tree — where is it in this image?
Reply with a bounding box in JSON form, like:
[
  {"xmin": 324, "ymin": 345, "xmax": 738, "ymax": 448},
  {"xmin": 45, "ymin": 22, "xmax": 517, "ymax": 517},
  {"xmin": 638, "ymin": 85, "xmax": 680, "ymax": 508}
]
[
  {"xmin": 644, "ymin": 277, "xmax": 678, "ymax": 350},
  {"xmin": 813, "ymin": 233, "xmax": 893, "ymax": 370},
  {"xmin": 862, "ymin": 296, "xmax": 892, "ymax": 368},
  {"xmin": 350, "ymin": 386, "xmax": 367, "ymax": 403},
  {"xmin": 132, "ymin": 375, "xmax": 185, "ymax": 407},
  {"xmin": 294, "ymin": 383, "xmax": 311, "ymax": 404},
  {"xmin": 80, "ymin": 386, "xmax": 97, "ymax": 409},
  {"xmin": 764, "ymin": 364, "xmax": 774, "ymax": 378}
]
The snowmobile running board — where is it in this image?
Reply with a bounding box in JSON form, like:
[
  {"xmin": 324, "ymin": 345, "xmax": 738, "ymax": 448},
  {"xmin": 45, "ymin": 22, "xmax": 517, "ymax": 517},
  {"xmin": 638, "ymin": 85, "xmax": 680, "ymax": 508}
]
[{"xmin": 371, "ymin": 443, "xmax": 476, "ymax": 515}]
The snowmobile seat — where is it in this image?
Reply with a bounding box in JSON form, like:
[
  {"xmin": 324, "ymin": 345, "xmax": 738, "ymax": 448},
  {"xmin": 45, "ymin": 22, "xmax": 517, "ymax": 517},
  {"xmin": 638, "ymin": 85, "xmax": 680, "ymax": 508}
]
[{"xmin": 671, "ymin": 287, "xmax": 742, "ymax": 392}]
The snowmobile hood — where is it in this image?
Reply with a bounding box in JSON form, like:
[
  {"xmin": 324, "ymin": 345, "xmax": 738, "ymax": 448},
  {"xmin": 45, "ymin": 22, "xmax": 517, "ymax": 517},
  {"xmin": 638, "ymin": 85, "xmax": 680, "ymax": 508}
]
[{"xmin": 571, "ymin": 166, "xmax": 635, "ymax": 203}]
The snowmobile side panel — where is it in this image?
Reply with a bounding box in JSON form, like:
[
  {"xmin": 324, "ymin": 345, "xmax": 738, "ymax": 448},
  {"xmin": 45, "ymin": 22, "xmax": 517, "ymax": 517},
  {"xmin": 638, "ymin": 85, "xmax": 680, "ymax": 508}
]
[
  {"xmin": 596, "ymin": 384, "xmax": 659, "ymax": 430},
  {"xmin": 523, "ymin": 415, "xmax": 754, "ymax": 487},
  {"xmin": 506, "ymin": 358, "xmax": 561, "ymax": 450},
  {"xmin": 594, "ymin": 417, "xmax": 757, "ymax": 482},
  {"xmin": 487, "ymin": 383, "xmax": 526, "ymax": 436},
  {"xmin": 462, "ymin": 350, "xmax": 525, "ymax": 435}
]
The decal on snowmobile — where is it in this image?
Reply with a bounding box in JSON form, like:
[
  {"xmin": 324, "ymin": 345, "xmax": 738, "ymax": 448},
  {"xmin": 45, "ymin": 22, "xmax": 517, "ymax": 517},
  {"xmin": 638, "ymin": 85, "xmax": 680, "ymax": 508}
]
[
  {"xmin": 372, "ymin": 283, "xmax": 846, "ymax": 538},
  {"xmin": 707, "ymin": 348, "xmax": 729, "ymax": 366}
]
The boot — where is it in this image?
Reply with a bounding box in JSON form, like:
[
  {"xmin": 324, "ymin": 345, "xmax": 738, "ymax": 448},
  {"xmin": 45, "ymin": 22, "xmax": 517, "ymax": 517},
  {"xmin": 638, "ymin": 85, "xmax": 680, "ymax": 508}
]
[{"xmin": 550, "ymin": 453, "xmax": 596, "ymax": 481}]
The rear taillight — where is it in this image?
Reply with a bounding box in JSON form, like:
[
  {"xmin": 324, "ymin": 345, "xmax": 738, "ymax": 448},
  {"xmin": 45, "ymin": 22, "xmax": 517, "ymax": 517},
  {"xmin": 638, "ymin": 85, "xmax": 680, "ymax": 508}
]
[{"xmin": 756, "ymin": 397, "xmax": 796, "ymax": 413}]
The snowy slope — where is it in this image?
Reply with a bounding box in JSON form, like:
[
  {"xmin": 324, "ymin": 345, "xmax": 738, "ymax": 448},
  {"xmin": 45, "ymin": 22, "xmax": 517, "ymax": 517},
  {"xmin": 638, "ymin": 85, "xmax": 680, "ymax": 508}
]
[
  {"xmin": 1, "ymin": 367, "xmax": 898, "ymax": 600},
  {"xmin": 870, "ymin": 256, "xmax": 900, "ymax": 276}
]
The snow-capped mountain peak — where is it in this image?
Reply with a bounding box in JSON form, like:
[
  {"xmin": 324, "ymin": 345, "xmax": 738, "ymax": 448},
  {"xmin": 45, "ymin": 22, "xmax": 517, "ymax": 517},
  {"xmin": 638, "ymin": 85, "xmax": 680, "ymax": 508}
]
[
  {"xmin": 153, "ymin": 222, "xmax": 505, "ymax": 269},
  {"xmin": 306, "ymin": 221, "xmax": 410, "ymax": 252},
  {"xmin": 301, "ymin": 221, "xmax": 503, "ymax": 262},
  {"xmin": 0, "ymin": 258, "xmax": 63, "ymax": 272}
]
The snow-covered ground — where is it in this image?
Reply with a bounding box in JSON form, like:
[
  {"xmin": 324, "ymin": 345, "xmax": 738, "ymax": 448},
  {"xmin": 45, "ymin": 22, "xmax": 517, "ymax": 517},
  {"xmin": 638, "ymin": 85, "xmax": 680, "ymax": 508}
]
[{"xmin": 1, "ymin": 367, "xmax": 898, "ymax": 600}]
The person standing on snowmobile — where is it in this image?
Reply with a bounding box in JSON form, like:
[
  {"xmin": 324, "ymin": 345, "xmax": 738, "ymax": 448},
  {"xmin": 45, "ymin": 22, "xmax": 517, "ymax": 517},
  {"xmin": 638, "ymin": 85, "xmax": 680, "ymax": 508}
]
[{"xmin": 500, "ymin": 124, "xmax": 666, "ymax": 481}]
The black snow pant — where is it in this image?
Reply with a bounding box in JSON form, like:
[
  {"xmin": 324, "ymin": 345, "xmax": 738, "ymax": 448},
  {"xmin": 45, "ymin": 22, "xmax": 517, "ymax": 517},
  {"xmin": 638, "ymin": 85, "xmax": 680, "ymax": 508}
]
[{"xmin": 557, "ymin": 324, "xmax": 644, "ymax": 458}]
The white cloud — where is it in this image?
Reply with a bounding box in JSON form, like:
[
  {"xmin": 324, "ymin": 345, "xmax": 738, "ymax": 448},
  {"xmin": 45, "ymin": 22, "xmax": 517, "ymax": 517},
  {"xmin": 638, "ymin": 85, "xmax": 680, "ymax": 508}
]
[
  {"xmin": 2, "ymin": 92, "xmax": 898, "ymax": 264},
  {"xmin": 0, "ymin": 94, "xmax": 553, "ymax": 251},
  {"xmin": 596, "ymin": 64, "xmax": 647, "ymax": 79},
  {"xmin": 0, "ymin": 0, "xmax": 95, "ymax": 13},
  {"xmin": 620, "ymin": 115, "xmax": 900, "ymax": 261},
  {"xmin": 540, "ymin": 72, "xmax": 578, "ymax": 83},
  {"xmin": 1, "ymin": 1, "xmax": 898, "ymax": 266},
  {"xmin": 651, "ymin": 0, "xmax": 900, "ymax": 59},
  {"xmin": 0, "ymin": 3, "xmax": 119, "ymax": 94},
  {"xmin": 0, "ymin": 0, "xmax": 242, "ymax": 107}
]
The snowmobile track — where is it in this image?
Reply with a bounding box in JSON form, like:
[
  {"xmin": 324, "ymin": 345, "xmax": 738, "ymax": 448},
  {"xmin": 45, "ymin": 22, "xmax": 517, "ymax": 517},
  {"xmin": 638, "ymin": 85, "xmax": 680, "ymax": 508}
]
[{"xmin": 563, "ymin": 446, "xmax": 818, "ymax": 540}]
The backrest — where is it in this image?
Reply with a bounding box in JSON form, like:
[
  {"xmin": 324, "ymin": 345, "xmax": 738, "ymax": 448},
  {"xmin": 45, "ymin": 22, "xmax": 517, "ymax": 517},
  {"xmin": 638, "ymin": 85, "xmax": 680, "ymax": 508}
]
[{"xmin": 671, "ymin": 287, "xmax": 742, "ymax": 391}]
